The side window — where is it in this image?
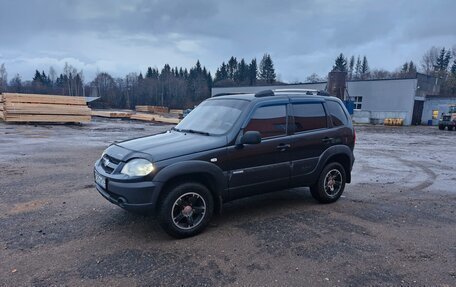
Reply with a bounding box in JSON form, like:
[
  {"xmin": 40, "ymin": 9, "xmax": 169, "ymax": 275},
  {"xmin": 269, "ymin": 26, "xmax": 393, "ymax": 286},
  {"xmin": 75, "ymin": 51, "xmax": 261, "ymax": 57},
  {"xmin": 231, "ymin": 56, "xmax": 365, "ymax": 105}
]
[
  {"xmin": 292, "ymin": 103, "xmax": 327, "ymax": 132},
  {"xmin": 326, "ymin": 100, "xmax": 348, "ymax": 127},
  {"xmin": 245, "ymin": 105, "xmax": 287, "ymax": 138}
]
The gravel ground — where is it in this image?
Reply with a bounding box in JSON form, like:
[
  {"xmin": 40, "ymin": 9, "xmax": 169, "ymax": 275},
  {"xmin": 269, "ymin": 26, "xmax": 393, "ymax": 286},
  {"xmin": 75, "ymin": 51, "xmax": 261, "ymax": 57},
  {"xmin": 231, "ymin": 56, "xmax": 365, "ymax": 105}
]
[{"xmin": 0, "ymin": 119, "xmax": 455, "ymax": 286}]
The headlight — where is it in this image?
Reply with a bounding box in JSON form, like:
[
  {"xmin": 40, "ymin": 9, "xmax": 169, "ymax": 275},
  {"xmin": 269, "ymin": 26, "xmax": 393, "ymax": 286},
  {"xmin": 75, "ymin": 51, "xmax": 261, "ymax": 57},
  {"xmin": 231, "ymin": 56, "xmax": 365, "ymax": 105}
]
[
  {"xmin": 121, "ymin": 158, "xmax": 154, "ymax": 177},
  {"xmin": 101, "ymin": 150, "xmax": 107, "ymax": 159}
]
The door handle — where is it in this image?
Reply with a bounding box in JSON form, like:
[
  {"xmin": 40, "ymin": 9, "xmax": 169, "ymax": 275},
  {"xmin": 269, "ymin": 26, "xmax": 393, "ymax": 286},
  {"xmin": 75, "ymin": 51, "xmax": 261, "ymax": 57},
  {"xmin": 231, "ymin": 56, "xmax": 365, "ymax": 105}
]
[
  {"xmin": 276, "ymin": 143, "xmax": 291, "ymax": 151},
  {"xmin": 321, "ymin": 137, "xmax": 334, "ymax": 143}
]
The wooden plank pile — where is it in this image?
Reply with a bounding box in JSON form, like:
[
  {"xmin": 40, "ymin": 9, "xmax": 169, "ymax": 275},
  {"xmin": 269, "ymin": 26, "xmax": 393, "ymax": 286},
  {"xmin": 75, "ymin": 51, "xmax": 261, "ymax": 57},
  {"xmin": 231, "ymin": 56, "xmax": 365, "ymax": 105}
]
[
  {"xmin": 132, "ymin": 105, "xmax": 181, "ymax": 124},
  {"xmin": 0, "ymin": 93, "xmax": 91, "ymax": 123},
  {"xmin": 91, "ymin": 110, "xmax": 132, "ymax": 118},
  {"xmin": 169, "ymin": 109, "xmax": 184, "ymax": 119},
  {"xmin": 130, "ymin": 113, "xmax": 156, "ymax": 122},
  {"xmin": 130, "ymin": 112, "xmax": 180, "ymax": 124},
  {"xmin": 135, "ymin": 105, "xmax": 169, "ymax": 114}
]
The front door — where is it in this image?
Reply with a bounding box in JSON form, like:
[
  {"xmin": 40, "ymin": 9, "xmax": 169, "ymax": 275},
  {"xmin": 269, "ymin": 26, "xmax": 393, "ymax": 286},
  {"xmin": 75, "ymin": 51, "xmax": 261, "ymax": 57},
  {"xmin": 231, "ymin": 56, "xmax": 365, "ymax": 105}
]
[
  {"xmin": 412, "ymin": 100, "xmax": 424, "ymax": 125},
  {"xmin": 226, "ymin": 103, "xmax": 292, "ymax": 199}
]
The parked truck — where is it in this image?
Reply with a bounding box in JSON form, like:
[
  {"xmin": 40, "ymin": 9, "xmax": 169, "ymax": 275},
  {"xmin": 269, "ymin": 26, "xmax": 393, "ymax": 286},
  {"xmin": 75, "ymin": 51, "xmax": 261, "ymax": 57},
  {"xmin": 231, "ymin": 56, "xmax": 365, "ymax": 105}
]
[{"xmin": 438, "ymin": 105, "xmax": 456, "ymax": 131}]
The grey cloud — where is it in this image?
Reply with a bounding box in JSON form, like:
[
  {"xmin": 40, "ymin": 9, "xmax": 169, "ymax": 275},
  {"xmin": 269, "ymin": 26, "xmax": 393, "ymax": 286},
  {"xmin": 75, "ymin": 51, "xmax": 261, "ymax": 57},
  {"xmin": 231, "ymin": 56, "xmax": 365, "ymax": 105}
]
[{"xmin": 0, "ymin": 0, "xmax": 455, "ymax": 81}]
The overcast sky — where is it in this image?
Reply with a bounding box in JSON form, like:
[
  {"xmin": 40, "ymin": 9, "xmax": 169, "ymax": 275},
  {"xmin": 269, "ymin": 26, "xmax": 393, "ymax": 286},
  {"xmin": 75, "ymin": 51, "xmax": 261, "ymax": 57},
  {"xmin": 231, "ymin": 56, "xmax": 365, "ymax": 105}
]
[{"xmin": 0, "ymin": 0, "xmax": 455, "ymax": 82}]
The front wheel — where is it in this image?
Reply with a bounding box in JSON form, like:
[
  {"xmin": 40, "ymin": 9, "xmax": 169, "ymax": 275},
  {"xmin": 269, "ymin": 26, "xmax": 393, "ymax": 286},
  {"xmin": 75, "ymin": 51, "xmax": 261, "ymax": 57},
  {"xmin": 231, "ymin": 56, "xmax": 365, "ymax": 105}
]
[
  {"xmin": 158, "ymin": 182, "xmax": 214, "ymax": 238},
  {"xmin": 310, "ymin": 162, "xmax": 346, "ymax": 203},
  {"xmin": 438, "ymin": 124, "xmax": 444, "ymax": 130}
]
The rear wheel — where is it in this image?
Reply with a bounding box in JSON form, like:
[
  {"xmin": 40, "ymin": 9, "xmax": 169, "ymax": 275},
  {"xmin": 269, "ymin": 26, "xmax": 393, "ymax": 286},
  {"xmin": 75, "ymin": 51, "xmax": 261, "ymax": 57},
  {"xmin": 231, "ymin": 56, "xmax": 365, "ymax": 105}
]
[
  {"xmin": 448, "ymin": 126, "xmax": 454, "ymax": 131},
  {"xmin": 158, "ymin": 182, "xmax": 213, "ymax": 238},
  {"xmin": 310, "ymin": 162, "xmax": 346, "ymax": 203},
  {"xmin": 438, "ymin": 124, "xmax": 445, "ymax": 130}
]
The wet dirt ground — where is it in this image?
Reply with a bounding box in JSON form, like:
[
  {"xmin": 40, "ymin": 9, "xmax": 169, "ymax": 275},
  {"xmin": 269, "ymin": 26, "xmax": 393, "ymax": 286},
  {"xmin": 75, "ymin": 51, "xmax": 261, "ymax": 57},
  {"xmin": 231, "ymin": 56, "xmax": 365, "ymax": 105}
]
[{"xmin": 0, "ymin": 119, "xmax": 455, "ymax": 286}]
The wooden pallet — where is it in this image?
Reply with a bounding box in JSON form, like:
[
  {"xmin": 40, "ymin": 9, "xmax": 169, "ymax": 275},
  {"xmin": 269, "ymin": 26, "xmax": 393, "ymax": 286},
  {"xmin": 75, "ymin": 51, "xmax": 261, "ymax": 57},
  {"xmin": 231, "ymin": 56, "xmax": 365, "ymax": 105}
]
[{"xmin": 0, "ymin": 93, "xmax": 91, "ymax": 123}]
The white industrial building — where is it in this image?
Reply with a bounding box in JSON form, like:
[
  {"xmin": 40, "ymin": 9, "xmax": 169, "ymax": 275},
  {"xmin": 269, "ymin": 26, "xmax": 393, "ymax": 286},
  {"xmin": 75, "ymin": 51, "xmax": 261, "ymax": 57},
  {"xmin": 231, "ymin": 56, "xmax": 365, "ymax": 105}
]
[{"xmin": 212, "ymin": 73, "xmax": 455, "ymax": 126}]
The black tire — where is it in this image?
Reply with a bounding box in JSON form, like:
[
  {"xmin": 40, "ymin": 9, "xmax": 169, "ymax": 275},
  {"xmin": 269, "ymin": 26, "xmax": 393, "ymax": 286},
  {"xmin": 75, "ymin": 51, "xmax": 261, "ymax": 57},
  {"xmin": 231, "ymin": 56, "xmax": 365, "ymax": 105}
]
[
  {"xmin": 448, "ymin": 126, "xmax": 454, "ymax": 131},
  {"xmin": 310, "ymin": 162, "xmax": 346, "ymax": 203},
  {"xmin": 158, "ymin": 182, "xmax": 213, "ymax": 238},
  {"xmin": 438, "ymin": 124, "xmax": 444, "ymax": 130}
]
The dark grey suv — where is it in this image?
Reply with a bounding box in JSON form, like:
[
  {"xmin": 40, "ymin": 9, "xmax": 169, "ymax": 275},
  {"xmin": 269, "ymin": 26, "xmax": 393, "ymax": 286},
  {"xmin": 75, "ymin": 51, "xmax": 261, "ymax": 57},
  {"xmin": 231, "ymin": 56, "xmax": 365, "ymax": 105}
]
[{"xmin": 94, "ymin": 89, "xmax": 355, "ymax": 238}]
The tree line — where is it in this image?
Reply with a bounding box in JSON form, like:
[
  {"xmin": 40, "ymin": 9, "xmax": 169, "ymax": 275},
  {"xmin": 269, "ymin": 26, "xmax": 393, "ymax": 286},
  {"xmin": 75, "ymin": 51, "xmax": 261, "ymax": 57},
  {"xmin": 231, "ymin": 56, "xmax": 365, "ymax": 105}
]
[
  {"xmin": 0, "ymin": 53, "xmax": 277, "ymax": 109},
  {"xmin": 0, "ymin": 47, "xmax": 455, "ymax": 109},
  {"xmin": 325, "ymin": 47, "xmax": 456, "ymax": 96}
]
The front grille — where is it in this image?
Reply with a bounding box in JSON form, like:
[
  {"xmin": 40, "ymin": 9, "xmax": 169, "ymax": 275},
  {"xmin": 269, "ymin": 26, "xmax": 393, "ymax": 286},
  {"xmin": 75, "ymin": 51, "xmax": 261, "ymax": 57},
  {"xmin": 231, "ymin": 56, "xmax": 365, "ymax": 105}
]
[{"xmin": 101, "ymin": 154, "xmax": 120, "ymax": 174}]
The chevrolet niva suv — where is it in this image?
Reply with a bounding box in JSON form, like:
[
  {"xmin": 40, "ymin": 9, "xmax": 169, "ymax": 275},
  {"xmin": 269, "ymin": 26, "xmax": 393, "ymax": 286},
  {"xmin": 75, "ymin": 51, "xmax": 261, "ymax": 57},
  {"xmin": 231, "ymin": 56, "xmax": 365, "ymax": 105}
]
[{"xmin": 94, "ymin": 89, "xmax": 355, "ymax": 238}]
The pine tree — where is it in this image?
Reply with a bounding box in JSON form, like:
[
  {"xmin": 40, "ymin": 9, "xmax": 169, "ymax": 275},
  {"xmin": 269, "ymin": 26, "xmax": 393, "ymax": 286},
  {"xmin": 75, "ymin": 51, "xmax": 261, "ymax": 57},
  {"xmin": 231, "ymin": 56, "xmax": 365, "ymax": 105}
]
[
  {"xmin": 361, "ymin": 56, "xmax": 370, "ymax": 79},
  {"xmin": 235, "ymin": 58, "xmax": 248, "ymax": 83},
  {"xmin": 333, "ymin": 53, "xmax": 347, "ymax": 72},
  {"xmin": 348, "ymin": 56, "xmax": 355, "ymax": 80},
  {"xmin": 227, "ymin": 57, "xmax": 238, "ymax": 80},
  {"xmin": 259, "ymin": 54, "xmax": 276, "ymax": 84},
  {"xmin": 33, "ymin": 70, "xmax": 42, "ymax": 83},
  {"xmin": 248, "ymin": 58, "xmax": 257, "ymax": 85},
  {"xmin": 451, "ymin": 59, "xmax": 456, "ymax": 76},
  {"xmin": 354, "ymin": 56, "xmax": 362, "ymax": 79},
  {"xmin": 434, "ymin": 48, "xmax": 452, "ymax": 77},
  {"xmin": 146, "ymin": 67, "xmax": 154, "ymax": 78},
  {"xmin": 401, "ymin": 62, "xmax": 409, "ymax": 74},
  {"xmin": 409, "ymin": 61, "xmax": 416, "ymax": 73}
]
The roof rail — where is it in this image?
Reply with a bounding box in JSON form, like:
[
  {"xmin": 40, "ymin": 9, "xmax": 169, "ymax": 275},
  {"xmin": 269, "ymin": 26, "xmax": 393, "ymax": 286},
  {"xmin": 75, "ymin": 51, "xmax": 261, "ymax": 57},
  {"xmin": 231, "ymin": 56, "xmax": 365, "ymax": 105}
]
[
  {"xmin": 254, "ymin": 90, "xmax": 274, "ymax": 97},
  {"xmin": 212, "ymin": 92, "xmax": 249, "ymax": 97},
  {"xmin": 274, "ymin": 89, "xmax": 331, "ymax": 96},
  {"xmin": 273, "ymin": 88, "xmax": 318, "ymax": 93}
]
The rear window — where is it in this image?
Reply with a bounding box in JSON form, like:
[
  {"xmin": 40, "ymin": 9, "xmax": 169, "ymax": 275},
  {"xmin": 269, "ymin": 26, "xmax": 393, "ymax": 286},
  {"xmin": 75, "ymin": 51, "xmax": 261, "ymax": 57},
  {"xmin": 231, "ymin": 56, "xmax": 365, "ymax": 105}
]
[
  {"xmin": 292, "ymin": 103, "xmax": 327, "ymax": 132},
  {"xmin": 326, "ymin": 100, "xmax": 348, "ymax": 127},
  {"xmin": 245, "ymin": 105, "xmax": 287, "ymax": 138}
]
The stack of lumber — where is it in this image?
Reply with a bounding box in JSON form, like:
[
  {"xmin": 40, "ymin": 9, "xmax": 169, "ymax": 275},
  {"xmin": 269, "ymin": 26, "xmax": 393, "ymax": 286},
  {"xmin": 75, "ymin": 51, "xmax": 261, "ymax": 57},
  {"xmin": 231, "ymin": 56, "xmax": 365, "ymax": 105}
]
[
  {"xmin": 0, "ymin": 93, "xmax": 90, "ymax": 123},
  {"xmin": 91, "ymin": 110, "xmax": 132, "ymax": 118},
  {"xmin": 169, "ymin": 109, "xmax": 184, "ymax": 119},
  {"xmin": 130, "ymin": 112, "xmax": 180, "ymax": 124},
  {"xmin": 130, "ymin": 112, "xmax": 156, "ymax": 122},
  {"xmin": 135, "ymin": 105, "xmax": 169, "ymax": 114}
]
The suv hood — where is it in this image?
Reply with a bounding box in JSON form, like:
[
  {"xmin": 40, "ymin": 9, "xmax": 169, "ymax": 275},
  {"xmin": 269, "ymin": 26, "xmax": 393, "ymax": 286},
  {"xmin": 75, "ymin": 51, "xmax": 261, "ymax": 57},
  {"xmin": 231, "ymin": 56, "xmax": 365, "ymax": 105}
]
[{"xmin": 114, "ymin": 131, "xmax": 227, "ymax": 162}]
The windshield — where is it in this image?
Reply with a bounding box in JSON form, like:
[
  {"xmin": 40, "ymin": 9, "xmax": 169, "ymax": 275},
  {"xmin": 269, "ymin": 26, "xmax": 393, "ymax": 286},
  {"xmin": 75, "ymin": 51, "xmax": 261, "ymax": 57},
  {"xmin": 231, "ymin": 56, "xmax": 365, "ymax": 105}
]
[{"xmin": 175, "ymin": 99, "xmax": 248, "ymax": 135}]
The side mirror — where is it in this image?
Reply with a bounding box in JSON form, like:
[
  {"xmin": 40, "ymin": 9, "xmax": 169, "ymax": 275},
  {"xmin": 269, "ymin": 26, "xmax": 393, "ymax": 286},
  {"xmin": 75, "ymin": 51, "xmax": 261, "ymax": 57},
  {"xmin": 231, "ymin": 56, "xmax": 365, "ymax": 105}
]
[{"xmin": 240, "ymin": 131, "xmax": 261, "ymax": 145}]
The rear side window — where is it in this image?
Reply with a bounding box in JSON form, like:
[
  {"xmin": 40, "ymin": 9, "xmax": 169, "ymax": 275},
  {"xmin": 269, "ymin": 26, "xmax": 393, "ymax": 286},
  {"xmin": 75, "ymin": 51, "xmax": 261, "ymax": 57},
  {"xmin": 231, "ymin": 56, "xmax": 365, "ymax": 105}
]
[
  {"xmin": 326, "ymin": 100, "xmax": 348, "ymax": 127},
  {"xmin": 245, "ymin": 105, "xmax": 287, "ymax": 138},
  {"xmin": 292, "ymin": 103, "xmax": 327, "ymax": 132}
]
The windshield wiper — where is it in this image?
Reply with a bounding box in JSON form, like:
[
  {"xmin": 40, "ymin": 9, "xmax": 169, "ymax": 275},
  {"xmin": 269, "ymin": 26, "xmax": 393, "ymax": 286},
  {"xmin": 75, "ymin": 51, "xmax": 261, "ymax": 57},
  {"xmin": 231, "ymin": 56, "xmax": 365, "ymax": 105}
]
[{"xmin": 172, "ymin": 127, "xmax": 210, "ymax": 136}]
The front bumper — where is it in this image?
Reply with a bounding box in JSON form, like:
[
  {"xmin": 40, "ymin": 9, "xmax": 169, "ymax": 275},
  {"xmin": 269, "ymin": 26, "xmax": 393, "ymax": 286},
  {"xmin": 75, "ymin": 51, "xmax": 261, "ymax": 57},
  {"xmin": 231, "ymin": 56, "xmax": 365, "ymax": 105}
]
[{"xmin": 94, "ymin": 164, "xmax": 162, "ymax": 213}]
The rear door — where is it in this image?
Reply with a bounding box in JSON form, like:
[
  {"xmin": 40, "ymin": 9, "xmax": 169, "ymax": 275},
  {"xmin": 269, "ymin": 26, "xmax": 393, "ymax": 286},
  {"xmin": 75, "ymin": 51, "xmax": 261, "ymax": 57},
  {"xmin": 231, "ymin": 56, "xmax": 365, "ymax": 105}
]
[
  {"xmin": 226, "ymin": 101, "xmax": 292, "ymax": 199},
  {"xmin": 289, "ymin": 100, "xmax": 330, "ymax": 185}
]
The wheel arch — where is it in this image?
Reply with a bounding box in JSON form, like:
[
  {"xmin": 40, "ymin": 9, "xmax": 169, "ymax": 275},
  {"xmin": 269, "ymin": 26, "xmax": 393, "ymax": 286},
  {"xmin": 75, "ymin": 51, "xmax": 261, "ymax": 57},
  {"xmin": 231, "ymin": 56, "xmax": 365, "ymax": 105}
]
[
  {"xmin": 317, "ymin": 145, "xmax": 354, "ymax": 183},
  {"xmin": 153, "ymin": 161, "xmax": 226, "ymax": 214}
]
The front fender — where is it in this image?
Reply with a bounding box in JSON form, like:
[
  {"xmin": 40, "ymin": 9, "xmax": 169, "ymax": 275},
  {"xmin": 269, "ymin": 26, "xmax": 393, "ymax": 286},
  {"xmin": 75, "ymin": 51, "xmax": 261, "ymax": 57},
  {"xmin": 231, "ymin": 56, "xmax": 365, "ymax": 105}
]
[{"xmin": 153, "ymin": 160, "xmax": 226, "ymax": 210}]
